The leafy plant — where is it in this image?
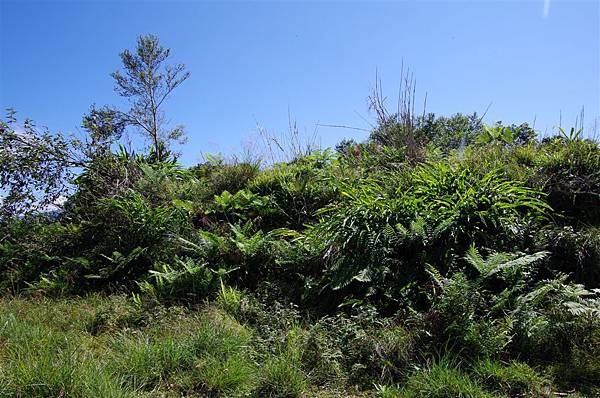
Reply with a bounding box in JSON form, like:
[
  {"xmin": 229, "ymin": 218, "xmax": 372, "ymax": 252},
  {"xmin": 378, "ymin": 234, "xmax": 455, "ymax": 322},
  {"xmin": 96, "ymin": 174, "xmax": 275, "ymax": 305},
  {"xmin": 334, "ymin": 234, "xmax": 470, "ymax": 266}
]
[{"xmin": 209, "ymin": 189, "xmax": 276, "ymax": 223}]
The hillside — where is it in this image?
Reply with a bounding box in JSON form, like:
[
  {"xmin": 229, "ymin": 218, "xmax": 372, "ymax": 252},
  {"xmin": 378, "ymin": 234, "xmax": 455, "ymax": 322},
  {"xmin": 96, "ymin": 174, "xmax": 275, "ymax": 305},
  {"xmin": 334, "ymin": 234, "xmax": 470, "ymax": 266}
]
[
  {"xmin": 1, "ymin": 108, "xmax": 600, "ymax": 397},
  {"xmin": 1, "ymin": 32, "xmax": 600, "ymax": 398}
]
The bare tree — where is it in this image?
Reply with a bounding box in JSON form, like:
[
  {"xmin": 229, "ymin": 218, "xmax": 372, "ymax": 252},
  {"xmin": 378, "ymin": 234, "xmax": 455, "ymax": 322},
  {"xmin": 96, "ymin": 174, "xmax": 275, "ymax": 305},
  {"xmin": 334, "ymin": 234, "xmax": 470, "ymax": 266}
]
[{"xmin": 111, "ymin": 34, "xmax": 190, "ymax": 162}]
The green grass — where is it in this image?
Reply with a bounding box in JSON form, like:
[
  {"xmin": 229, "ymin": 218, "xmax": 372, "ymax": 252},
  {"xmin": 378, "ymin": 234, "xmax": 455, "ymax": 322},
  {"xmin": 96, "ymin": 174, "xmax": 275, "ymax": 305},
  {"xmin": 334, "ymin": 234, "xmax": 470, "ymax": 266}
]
[
  {"xmin": 0, "ymin": 296, "xmax": 322, "ymax": 398},
  {"xmin": 0, "ymin": 295, "xmax": 597, "ymax": 398},
  {"xmin": 472, "ymin": 358, "xmax": 551, "ymax": 396},
  {"xmin": 0, "ymin": 296, "xmax": 259, "ymax": 397},
  {"xmin": 398, "ymin": 357, "xmax": 500, "ymax": 398},
  {"xmin": 0, "ymin": 313, "xmax": 129, "ymax": 397},
  {"xmin": 257, "ymin": 353, "xmax": 307, "ymax": 398}
]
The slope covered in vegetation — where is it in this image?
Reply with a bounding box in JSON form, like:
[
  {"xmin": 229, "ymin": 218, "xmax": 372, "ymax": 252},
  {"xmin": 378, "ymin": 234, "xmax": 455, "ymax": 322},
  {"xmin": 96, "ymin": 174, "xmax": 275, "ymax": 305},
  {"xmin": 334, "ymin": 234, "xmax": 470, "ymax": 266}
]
[
  {"xmin": 1, "ymin": 36, "xmax": 600, "ymax": 397},
  {"xmin": 2, "ymin": 114, "xmax": 600, "ymax": 397}
]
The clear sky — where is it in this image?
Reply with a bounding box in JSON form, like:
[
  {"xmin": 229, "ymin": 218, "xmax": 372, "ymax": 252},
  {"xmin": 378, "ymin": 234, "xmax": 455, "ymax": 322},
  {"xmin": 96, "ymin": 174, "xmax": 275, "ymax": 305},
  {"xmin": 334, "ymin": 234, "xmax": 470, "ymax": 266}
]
[{"xmin": 1, "ymin": 0, "xmax": 599, "ymax": 165}]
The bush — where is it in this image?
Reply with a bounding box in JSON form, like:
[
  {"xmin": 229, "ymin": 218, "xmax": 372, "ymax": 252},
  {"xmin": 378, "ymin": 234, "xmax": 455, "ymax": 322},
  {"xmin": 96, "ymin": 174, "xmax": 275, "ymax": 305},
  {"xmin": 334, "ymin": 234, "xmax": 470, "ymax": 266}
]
[
  {"xmin": 0, "ymin": 218, "xmax": 75, "ymax": 293},
  {"xmin": 541, "ymin": 226, "xmax": 600, "ymax": 288},
  {"xmin": 209, "ymin": 189, "xmax": 278, "ymax": 224},
  {"xmin": 512, "ymin": 275, "xmax": 600, "ymax": 363},
  {"xmin": 191, "ymin": 159, "xmax": 260, "ymax": 200},
  {"xmin": 535, "ymin": 138, "xmax": 600, "ymax": 225},
  {"xmin": 430, "ymin": 272, "xmax": 513, "ymax": 358},
  {"xmin": 3, "ymin": 106, "xmax": 600, "ymax": 397},
  {"xmin": 305, "ymin": 161, "xmax": 549, "ymax": 310},
  {"xmin": 406, "ymin": 162, "xmax": 549, "ymax": 252},
  {"xmin": 248, "ymin": 151, "xmax": 338, "ymax": 228},
  {"xmin": 137, "ymin": 257, "xmax": 219, "ymax": 304}
]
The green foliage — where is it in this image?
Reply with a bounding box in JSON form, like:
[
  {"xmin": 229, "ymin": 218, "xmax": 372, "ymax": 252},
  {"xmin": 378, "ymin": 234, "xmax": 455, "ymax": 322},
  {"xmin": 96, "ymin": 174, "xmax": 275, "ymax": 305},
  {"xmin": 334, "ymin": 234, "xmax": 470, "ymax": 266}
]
[
  {"xmin": 472, "ymin": 359, "xmax": 550, "ymax": 396},
  {"xmin": 535, "ymin": 137, "xmax": 600, "ymax": 225},
  {"xmin": 257, "ymin": 335, "xmax": 307, "ymax": 398},
  {"xmin": 0, "ymin": 110, "xmax": 77, "ymax": 218},
  {"xmin": 137, "ymin": 257, "xmax": 217, "ymax": 303},
  {"xmin": 558, "ymin": 126, "xmax": 584, "ymax": 142},
  {"xmin": 399, "ymin": 357, "xmax": 498, "ymax": 398},
  {"xmin": 541, "ymin": 226, "xmax": 600, "ymax": 287},
  {"xmin": 216, "ymin": 279, "xmax": 243, "ymax": 316},
  {"xmin": 512, "ymin": 275, "xmax": 600, "ymax": 362},
  {"xmin": 368, "ymin": 112, "xmax": 490, "ymax": 155},
  {"xmin": 186, "ymin": 309, "xmax": 257, "ymax": 396},
  {"xmin": 111, "ymin": 34, "xmax": 190, "ymax": 162},
  {"xmin": 0, "ymin": 313, "xmax": 130, "ymax": 397},
  {"xmin": 192, "ymin": 352, "xmax": 256, "ymax": 396},
  {"xmin": 210, "ymin": 189, "xmax": 277, "ymax": 223},
  {"xmin": 428, "ymin": 249, "xmax": 550, "ymax": 357},
  {"xmin": 67, "ymin": 189, "xmax": 194, "ymax": 288},
  {"xmin": 85, "ymin": 295, "xmax": 143, "ymax": 334},
  {"xmin": 114, "ymin": 335, "xmax": 193, "ymax": 389},
  {"xmin": 475, "ymin": 123, "xmax": 536, "ymax": 146},
  {"xmin": 81, "ymin": 105, "xmax": 126, "ymax": 154},
  {"xmin": 98, "ymin": 190, "xmax": 189, "ymax": 250},
  {"xmin": 191, "ymin": 158, "xmax": 261, "ymax": 200},
  {"xmin": 305, "ymin": 161, "xmax": 549, "ymax": 310},
  {"xmin": 420, "ymin": 112, "xmax": 485, "ymax": 151},
  {"xmin": 407, "ymin": 162, "xmax": 549, "ymax": 246},
  {"xmin": 0, "ymin": 296, "xmax": 268, "ymax": 397},
  {"xmin": 3, "ymin": 98, "xmax": 600, "ymax": 396},
  {"xmin": 248, "ymin": 151, "xmax": 338, "ymax": 228},
  {"xmin": 296, "ymin": 306, "xmax": 416, "ymax": 388},
  {"xmin": 431, "ymin": 272, "xmax": 515, "ymax": 357},
  {"xmin": 0, "ymin": 219, "xmax": 75, "ymax": 293}
]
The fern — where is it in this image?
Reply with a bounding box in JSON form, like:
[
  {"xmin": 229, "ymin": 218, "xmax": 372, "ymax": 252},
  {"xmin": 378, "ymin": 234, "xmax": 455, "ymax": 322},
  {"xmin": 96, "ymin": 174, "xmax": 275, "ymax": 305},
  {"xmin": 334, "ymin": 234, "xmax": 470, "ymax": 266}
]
[{"xmin": 464, "ymin": 247, "xmax": 549, "ymax": 279}]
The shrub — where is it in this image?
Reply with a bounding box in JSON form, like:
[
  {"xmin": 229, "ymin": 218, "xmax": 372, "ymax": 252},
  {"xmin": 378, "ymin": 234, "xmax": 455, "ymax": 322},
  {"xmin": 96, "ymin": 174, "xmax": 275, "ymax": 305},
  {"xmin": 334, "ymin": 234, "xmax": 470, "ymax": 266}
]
[
  {"xmin": 350, "ymin": 325, "xmax": 416, "ymax": 385},
  {"xmin": 430, "ymin": 272, "xmax": 514, "ymax": 358},
  {"xmin": 137, "ymin": 256, "xmax": 219, "ymax": 304},
  {"xmin": 406, "ymin": 162, "xmax": 549, "ymax": 252},
  {"xmin": 427, "ymin": 249, "xmax": 552, "ymax": 358},
  {"xmin": 60, "ymin": 190, "xmax": 195, "ymax": 291},
  {"xmin": 306, "ymin": 161, "xmax": 549, "ymax": 310},
  {"xmin": 225, "ymin": 222, "xmax": 290, "ymax": 289},
  {"xmin": 96, "ymin": 191, "xmax": 191, "ymax": 254},
  {"xmin": 550, "ymin": 326, "xmax": 600, "ymax": 387},
  {"xmin": 512, "ymin": 275, "xmax": 600, "ymax": 363},
  {"xmin": 248, "ymin": 151, "xmax": 338, "ymax": 228},
  {"xmin": 298, "ymin": 319, "xmax": 346, "ymax": 385},
  {"xmin": 541, "ymin": 226, "xmax": 600, "ymax": 288},
  {"xmin": 209, "ymin": 189, "xmax": 278, "ymax": 224},
  {"xmin": 0, "ymin": 219, "xmax": 74, "ymax": 293},
  {"xmin": 191, "ymin": 158, "xmax": 260, "ymax": 200},
  {"xmin": 298, "ymin": 307, "xmax": 415, "ymax": 387},
  {"xmin": 535, "ymin": 137, "xmax": 600, "ymax": 225}
]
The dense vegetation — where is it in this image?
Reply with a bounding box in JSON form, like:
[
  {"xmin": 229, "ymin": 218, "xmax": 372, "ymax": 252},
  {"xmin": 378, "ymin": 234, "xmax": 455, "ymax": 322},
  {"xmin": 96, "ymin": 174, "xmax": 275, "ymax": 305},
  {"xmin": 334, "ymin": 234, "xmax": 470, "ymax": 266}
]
[{"xmin": 1, "ymin": 36, "xmax": 599, "ymax": 397}]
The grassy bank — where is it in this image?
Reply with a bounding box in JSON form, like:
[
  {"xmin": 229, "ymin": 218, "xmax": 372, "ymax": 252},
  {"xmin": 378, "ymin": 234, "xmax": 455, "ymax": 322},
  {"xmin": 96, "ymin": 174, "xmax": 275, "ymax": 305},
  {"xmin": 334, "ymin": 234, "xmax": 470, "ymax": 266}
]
[{"xmin": 0, "ymin": 294, "xmax": 597, "ymax": 397}]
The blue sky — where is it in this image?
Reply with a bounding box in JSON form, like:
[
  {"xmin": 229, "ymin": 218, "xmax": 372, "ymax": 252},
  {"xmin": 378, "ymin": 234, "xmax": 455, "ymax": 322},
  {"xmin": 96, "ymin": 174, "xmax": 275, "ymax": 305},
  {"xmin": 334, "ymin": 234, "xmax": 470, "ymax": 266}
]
[{"xmin": 1, "ymin": 0, "xmax": 599, "ymax": 165}]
